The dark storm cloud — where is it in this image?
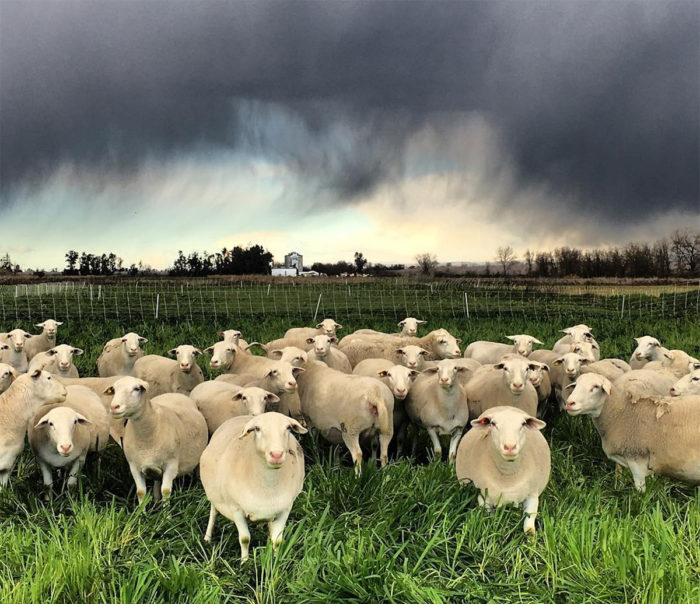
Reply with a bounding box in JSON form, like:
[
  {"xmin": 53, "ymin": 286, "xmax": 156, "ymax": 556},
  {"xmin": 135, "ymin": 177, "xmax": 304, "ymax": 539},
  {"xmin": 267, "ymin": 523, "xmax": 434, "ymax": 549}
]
[{"xmin": 0, "ymin": 0, "xmax": 697, "ymax": 221}]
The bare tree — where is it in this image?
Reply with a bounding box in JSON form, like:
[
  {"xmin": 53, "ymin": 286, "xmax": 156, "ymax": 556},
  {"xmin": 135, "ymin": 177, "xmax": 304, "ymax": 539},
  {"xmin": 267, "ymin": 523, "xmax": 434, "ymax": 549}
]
[
  {"xmin": 524, "ymin": 249, "xmax": 534, "ymax": 275},
  {"xmin": 671, "ymin": 229, "xmax": 700, "ymax": 276},
  {"xmin": 496, "ymin": 246, "xmax": 517, "ymax": 276},
  {"xmin": 415, "ymin": 252, "xmax": 438, "ymax": 275}
]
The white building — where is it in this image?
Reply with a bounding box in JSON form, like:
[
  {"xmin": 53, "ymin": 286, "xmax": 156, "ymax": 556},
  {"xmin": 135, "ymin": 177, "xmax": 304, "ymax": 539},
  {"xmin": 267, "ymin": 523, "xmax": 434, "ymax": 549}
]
[
  {"xmin": 271, "ymin": 267, "xmax": 297, "ymax": 277},
  {"xmin": 284, "ymin": 251, "xmax": 303, "ymax": 273}
]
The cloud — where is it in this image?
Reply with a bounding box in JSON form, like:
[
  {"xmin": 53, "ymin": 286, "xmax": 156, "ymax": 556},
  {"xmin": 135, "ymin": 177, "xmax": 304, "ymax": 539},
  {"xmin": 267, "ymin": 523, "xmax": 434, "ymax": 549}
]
[{"xmin": 0, "ymin": 0, "xmax": 696, "ymax": 231}]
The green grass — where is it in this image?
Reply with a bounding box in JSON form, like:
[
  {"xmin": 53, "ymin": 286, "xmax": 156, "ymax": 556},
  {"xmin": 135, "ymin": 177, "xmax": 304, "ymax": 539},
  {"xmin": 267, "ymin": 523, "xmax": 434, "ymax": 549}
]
[{"xmin": 1, "ymin": 307, "xmax": 699, "ymax": 603}]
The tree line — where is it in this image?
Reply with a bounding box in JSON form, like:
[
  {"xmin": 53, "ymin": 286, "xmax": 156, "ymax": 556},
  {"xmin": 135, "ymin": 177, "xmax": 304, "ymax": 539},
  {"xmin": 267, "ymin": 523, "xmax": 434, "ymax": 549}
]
[{"xmin": 169, "ymin": 245, "xmax": 273, "ymax": 277}]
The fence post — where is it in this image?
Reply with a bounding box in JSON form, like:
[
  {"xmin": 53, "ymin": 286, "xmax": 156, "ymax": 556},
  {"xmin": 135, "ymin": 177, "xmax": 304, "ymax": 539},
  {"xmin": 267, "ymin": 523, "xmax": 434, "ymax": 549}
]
[
  {"xmin": 464, "ymin": 292, "xmax": 470, "ymax": 319},
  {"xmin": 155, "ymin": 294, "xmax": 160, "ymax": 319},
  {"xmin": 620, "ymin": 294, "xmax": 625, "ymax": 320},
  {"xmin": 313, "ymin": 293, "xmax": 322, "ymax": 322}
]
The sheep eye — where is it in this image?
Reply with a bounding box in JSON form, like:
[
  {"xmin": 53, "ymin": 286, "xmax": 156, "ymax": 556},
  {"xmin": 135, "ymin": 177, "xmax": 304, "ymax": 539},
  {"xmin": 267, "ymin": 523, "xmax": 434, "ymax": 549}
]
[
  {"xmin": 46, "ymin": 376, "xmax": 51, "ymax": 380},
  {"xmin": 73, "ymin": 419, "xmax": 78, "ymax": 424},
  {"xmin": 48, "ymin": 422, "xmax": 54, "ymax": 427},
  {"xmin": 591, "ymin": 386, "xmax": 598, "ymax": 391},
  {"xmin": 254, "ymin": 427, "xmax": 260, "ymax": 432},
  {"xmin": 241, "ymin": 396, "xmax": 247, "ymax": 401},
  {"xmin": 439, "ymin": 340, "xmax": 447, "ymax": 344},
  {"xmin": 692, "ymin": 377, "xmax": 699, "ymax": 382}
]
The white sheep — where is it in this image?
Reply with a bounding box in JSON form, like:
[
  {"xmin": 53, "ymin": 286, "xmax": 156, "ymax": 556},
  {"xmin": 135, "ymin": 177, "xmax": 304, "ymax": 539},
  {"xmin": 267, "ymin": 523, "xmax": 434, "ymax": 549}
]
[
  {"xmin": 97, "ymin": 332, "xmax": 148, "ymax": 377},
  {"xmin": 1, "ymin": 328, "xmax": 31, "ymax": 373},
  {"xmin": 106, "ymin": 376, "xmax": 208, "ymax": 503},
  {"xmin": 306, "ymin": 335, "xmax": 352, "ymax": 373},
  {"xmin": 550, "ymin": 352, "xmax": 591, "ymax": 408},
  {"xmin": 200, "ymin": 412, "xmax": 307, "ymax": 561},
  {"xmin": 565, "ymin": 371, "xmax": 699, "ymax": 491},
  {"xmin": 243, "ymin": 342, "xmax": 309, "ymax": 368},
  {"xmin": 669, "ymin": 369, "xmax": 700, "ymax": 397},
  {"xmin": 297, "ymin": 361, "xmax": 393, "ymax": 472},
  {"xmin": 28, "ymin": 385, "xmax": 109, "ymax": 491},
  {"xmin": 282, "ymin": 319, "xmax": 343, "ymax": 349},
  {"xmin": 27, "ymin": 344, "xmax": 84, "ymax": 378},
  {"xmin": 552, "ymin": 324, "xmax": 596, "ymax": 354},
  {"xmin": 456, "ymin": 406, "xmax": 550, "ymax": 535},
  {"xmin": 0, "ymin": 363, "xmax": 18, "ymax": 394},
  {"xmin": 464, "ymin": 335, "xmax": 543, "ymax": 365},
  {"xmin": 0, "ymin": 370, "xmax": 67, "ymax": 488},
  {"xmin": 349, "ymin": 317, "xmax": 427, "ymax": 338},
  {"xmin": 405, "ymin": 359, "xmax": 471, "ymax": 461},
  {"xmin": 218, "ymin": 329, "xmax": 250, "ymax": 351},
  {"xmin": 204, "ymin": 341, "xmax": 239, "ymax": 372},
  {"xmin": 579, "ymin": 358, "xmax": 631, "ymax": 383},
  {"xmin": 644, "ymin": 349, "xmax": 700, "ymax": 378},
  {"xmin": 24, "ymin": 319, "xmax": 63, "ymax": 360},
  {"xmin": 628, "ymin": 336, "xmax": 667, "ymax": 369},
  {"xmin": 465, "ymin": 356, "xmax": 539, "ymax": 420},
  {"xmin": 133, "ymin": 345, "xmax": 204, "ymax": 397}
]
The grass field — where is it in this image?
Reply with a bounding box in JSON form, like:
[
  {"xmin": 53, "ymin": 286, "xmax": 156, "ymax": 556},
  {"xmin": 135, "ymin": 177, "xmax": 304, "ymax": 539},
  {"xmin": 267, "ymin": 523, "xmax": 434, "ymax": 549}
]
[{"xmin": 1, "ymin": 285, "xmax": 699, "ymax": 603}]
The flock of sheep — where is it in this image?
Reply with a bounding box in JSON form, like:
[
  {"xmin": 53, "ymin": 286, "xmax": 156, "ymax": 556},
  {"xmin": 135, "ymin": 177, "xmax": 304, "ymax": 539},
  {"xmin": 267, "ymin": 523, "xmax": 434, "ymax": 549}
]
[{"xmin": 1, "ymin": 317, "xmax": 699, "ymax": 561}]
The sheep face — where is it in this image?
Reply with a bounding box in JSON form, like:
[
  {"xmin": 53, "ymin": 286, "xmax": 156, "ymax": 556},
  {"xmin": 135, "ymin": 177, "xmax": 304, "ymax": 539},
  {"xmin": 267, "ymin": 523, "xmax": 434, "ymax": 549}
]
[
  {"xmin": 562, "ymin": 325, "xmax": 594, "ymax": 342},
  {"xmin": 168, "ymin": 345, "xmax": 201, "ymax": 373},
  {"xmin": 569, "ymin": 342, "xmax": 599, "ymax": 362},
  {"xmin": 316, "ymin": 319, "xmax": 342, "ymax": 337},
  {"xmin": 553, "ymin": 353, "xmax": 589, "ymax": 378},
  {"xmin": 632, "ymin": 336, "xmax": 662, "ymax": 362},
  {"xmin": 122, "ymin": 332, "xmax": 148, "ymax": 357},
  {"xmin": 434, "ymin": 330, "xmax": 461, "ymax": 359},
  {"xmin": 36, "ymin": 319, "xmax": 62, "ymax": 338},
  {"xmin": 669, "ymin": 369, "xmax": 700, "ymax": 397},
  {"xmin": 307, "ymin": 335, "xmax": 335, "ymax": 357},
  {"xmin": 205, "ymin": 341, "xmax": 236, "ymax": 370},
  {"xmin": 34, "ymin": 407, "xmax": 90, "ymax": 457},
  {"xmin": 377, "ymin": 365, "xmax": 419, "ymax": 399},
  {"xmin": 28, "ymin": 370, "xmax": 68, "ymax": 404},
  {"xmin": 239, "ymin": 412, "xmax": 307, "ymax": 469},
  {"xmin": 218, "ymin": 329, "xmax": 242, "ymax": 345},
  {"xmin": 470, "ymin": 406, "xmax": 545, "ymax": 461},
  {"xmin": 7, "ymin": 329, "xmax": 31, "ymax": 352},
  {"xmin": 398, "ymin": 317, "xmax": 426, "ymax": 336},
  {"xmin": 0, "ymin": 363, "xmax": 17, "ymax": 394},
  {"xmin": 494, "ymin": 358, "xmax": 533, "ymax": 395},
  {"xmin": 395, "ymin": 345, "xmax": 429, "ymax": 369},
  {"xmin": 233, "ymin": 387, "xmax": 279, "ymax": 416},
  {"xmin": 564, "ymin": 374, "xmax": 611, "ymax": 416},
  {"xmin": 106, "ymin": 377, "xmax": 149, "ymax": 419},
  {"xmin": 527, "ymin": 362, "xmax": 548, "ymax": 387},
  {"xmin": 270, "ymin": 347, "xmax": 308, "ymax": 369},
  {"xmin": 47, "ymin": 344, "xmax": 84, "ymax": 372},
  {"xmin": 505, "ymin": 335, "xmax": 543, "ymax": 357},
  {"xmin": 423, "ymin": 360, "xmax": 468, "ymax": 390}
]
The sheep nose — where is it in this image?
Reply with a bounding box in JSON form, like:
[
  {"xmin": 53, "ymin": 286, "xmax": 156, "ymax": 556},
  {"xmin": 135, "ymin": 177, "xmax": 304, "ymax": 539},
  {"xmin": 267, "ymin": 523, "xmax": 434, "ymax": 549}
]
[
  {"xmin": 210, "ymin": 360, "xmax": 219, "ymax": 366},
  {"xmin": 503, "ymin": 444, "xmax": 516, "ymax": 454},
  {"xmin": 512, "ymin": 382, "xmax": 523, "ymax": 391},
  {"xmin": 396, "ymin": 388, "xmax": 406, "ymax": 395},
  {"xmin": 408, "ymin": 362, "xmax": 416, "ymax": 367},
  {"xmin": 110, "ymin": 405, "xmax": 120, "ymax": 413},
  {"xmin": 288, "ymin": 381, "xmax": 297, "ymax": 388},
  {"xmin": 60, "ymin": 444, "xmax": 71, "ymax": 453},
  {"xmin": 669, "ymin": 387, "xmax": 676, "ymax": 395},
  {"xmin": 60, "ymin": 362, "xmax": 69, "ymax": 368},
  {"xmin": 566, "ymin": 400, "xmax": 576, "ymax": 409},
  {"xmin": 130, "ymin": 347, "xmax": 138, "ymax": 353},
  {"xmin": 439, "ymin": 378, "xmax": 449, "ymax": 385},
  {"xmin": 181, "ymin": 364, "xmax": 190, "ymax": 370},
  {"xmin": 269, "ymin": 451, "xmax": 284, "ymax": 462}
]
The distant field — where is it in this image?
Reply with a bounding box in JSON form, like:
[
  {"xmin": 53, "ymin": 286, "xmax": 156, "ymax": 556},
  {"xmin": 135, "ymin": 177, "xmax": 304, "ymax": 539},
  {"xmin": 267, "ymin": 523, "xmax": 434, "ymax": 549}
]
[{"xmin": 0, "ymin": 286, "xmax": 699, "ymax": 603}]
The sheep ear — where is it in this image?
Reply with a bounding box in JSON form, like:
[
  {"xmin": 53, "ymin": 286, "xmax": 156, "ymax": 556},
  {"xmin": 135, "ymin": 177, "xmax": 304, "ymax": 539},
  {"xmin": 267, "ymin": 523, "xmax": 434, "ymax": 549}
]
[
  {"xmin": 580, "ymin": 358, "xmax": 592, "ymax": 365},
  {"xmin": 306, "ymin": 337, "xmax": 315, "ymax": 344},
  {"xmin": 203, "ymin": 346, "xmax": 214, "ymax": 355},
  {"xmin": 532, "ymin": 338, "xmax": 544, "ymax": 345},
  {"xmin": 455, "ymin": 366, "xmax": 468, "ymax": 373},
  {"xmin": 409, "ymin": 370, "xmax": 420, "ymax": 379},
  {"xmin": 315, "ymin": 323, "xmax": 324, "ymax": 329},
  {"xmin": 266, "ymin": 393, "xmax": 281, "ymax": 404},
  {"xmin": 167, "ymin": 348, "xmax": 177, "ymax": 356},
  {"xmin": 470, "ymin": 416, "xmax": 492, "ymax": 428},
  {"xmin": 291, "ymin": 367, "xmax": 305, "ymax": 376},
  {"xmin": 524, "ymin": 417, "xmax": 546, "ymax": 431},
  {"xmin": 138, "ymin": 337, "xmax": 148, "ymax": 344},
  {"xmin": 416, "ymin": 320, "xmax": 427, "ymax": 325},
  {"xmin": 456, "ymin": 339, "xmax": 462, "ymax": 345},
  {"xmin": 30, "ymin": 369, "xmax": 42, "ymax": 379},
  {"xmin": 75, "ymin": 412, "xmax": 91, "ymax": 426},
  {"xmin": 505, "ymin": 335, "xmax": 518, "ymax": 342},
  {"xmin": 663, "ymin": 351, "xmax": 673, "ymax": 360},
  {"xmin": 395, "ymin": 348, "xmax": 405, "ymax": 355},
  {"xmin": 419, "ymin": 349, "xmax": 430, "ymax": 356},
  {"xmin": 377, "ymin": 370, "xmax": 389, "ymax": 378},
  {"xmin": 494, "ymin": 363, "xmax": 505, "ymax": 370},
  {"xmin": 47, "ymin": 349, "xmax": 58, "ymax": 356},
  {"xmin": 71, "ymin": 348, "xmax": 84, "ymax": 356},
  {"xmin": 287, "ymin": 418, "xmax": 308, "ymax": 435},
  {"xmin": 601, "ymin": 378, "xmax": 612, "ymax": 395},
  {"xmin": 193, "ymin": 348, "xmax": 202, "ymax": 356},
  {"xmin": 239, "ymin": 418, "xmax": 258, "ymax": 438},
  {"xmin": 333, "ymin": 323, "xmax": 342, "ymax": 330},
  {"xmin": 691, "ymin": 362, "xmax": 700, "ymax": 371},
  {"xmin": 56, "ymin": 321, "xmax": 63, "ymax": 326},
  {"xmin": 232, "ymin": 392, "xmax": 245, "ymax": 401},
  {"xmin": 35, "ymin": 322, "xmax": 46, "ymax": 328},
  {"xmin": 422, "ymin": 367, "xmax": 438, "ymax": 375},
  {"xmin": 34, "ymin": 417, "xmax": 51, "ymax": 429},
  {"xmin": 560, "ymin": 328, "xmax": 573, "ymax": 334},
  {"xmin": 217, "ymin": 331, "xmax": 225, "ymax": 338},
  {"xmin": 398, "ymin": 320, "xmax": 406, "ymax": 326},
  {"xmin": 552, "ymin": 359, "xmax": 563, "ymax": 366},
  {"xmin": 104, "ymin": 386, "xmax": 115, "ymax": 396},
  {"xmin": 269, "ymin": 349, "xmax": 283, "ymax": 358},
  {"xmin": 9, "ymin": 367, "xmax": 18, "ymax": 379},
  {"xmin": 329, "ymin": 336, "xmax": 337, "ymax": 344},
  {"xmin": 246, "ymin": 342, "xmax": 265, "ymax": 352}
]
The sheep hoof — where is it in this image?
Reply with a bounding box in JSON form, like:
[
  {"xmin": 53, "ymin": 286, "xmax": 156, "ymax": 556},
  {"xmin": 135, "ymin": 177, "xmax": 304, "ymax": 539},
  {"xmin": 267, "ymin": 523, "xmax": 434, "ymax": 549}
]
[{"xmin": 524, "ymin": 526, "xmax": 536, "ymax": 537}]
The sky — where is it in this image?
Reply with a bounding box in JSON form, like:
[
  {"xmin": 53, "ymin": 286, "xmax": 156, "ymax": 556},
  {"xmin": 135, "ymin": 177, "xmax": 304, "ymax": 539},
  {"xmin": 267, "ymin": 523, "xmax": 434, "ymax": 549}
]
[{"xmin": 1, "ymin": 0, "xmax": 698, "ymax": 270}]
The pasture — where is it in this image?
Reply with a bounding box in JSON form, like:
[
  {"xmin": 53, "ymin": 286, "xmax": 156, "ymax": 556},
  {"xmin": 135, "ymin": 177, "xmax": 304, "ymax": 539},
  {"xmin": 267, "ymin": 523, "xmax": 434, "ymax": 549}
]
[{"xmin": 1, "ymin": 280, "xmax": 699, "ymax": 603}]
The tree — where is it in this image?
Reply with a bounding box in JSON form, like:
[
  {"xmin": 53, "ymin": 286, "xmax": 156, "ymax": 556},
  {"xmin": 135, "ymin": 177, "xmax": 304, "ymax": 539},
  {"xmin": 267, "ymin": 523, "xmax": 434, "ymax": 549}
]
[
  {"xmin": 524, "ymin": 249, "xmax": 534, "ymax": 276},
  {"xmin": 354, "ymin": 252, "xmax": 368, "ymax": 274},
  {"xmin": 415, "ymin": 253, "xmax": 438, "ymax": 276},
  {"xmin": 64, "ymin": 250, "xmax": 79, "ymax": 274},
  {"xmin": 671, "ymin": 229, "xmax": 700, "ymax": 276},
  {"xmin": 496, "ymin": 246, "xmax": 517, "ymax": 276}
]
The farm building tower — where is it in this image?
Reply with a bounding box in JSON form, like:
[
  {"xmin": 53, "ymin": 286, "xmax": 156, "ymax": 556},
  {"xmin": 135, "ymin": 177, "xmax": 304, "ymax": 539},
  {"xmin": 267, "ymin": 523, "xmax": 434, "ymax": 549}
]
[{"xmin": 284, "ymin": 252, "xmax": 303, "ymax": 273}]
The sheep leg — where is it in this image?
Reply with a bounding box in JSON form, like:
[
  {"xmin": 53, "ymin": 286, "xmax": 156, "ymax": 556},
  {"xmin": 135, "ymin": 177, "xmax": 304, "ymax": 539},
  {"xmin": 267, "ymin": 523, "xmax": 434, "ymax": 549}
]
[
  {"xmin": 426, "ymin": 428, "xmax": 443, "ymax": 461},
  {"xmin": 66, "ymin": 455, "xmax": 85, "ymax": 488},
  {"xmin": 522, "ymin": 495, "xmax": 539, "ymax": 536},
  {"xmin": 231, "ymin": 508, "xmax": 251, "ymax": 562},
  {"xmin": 370, "ymin": 436, "xmax": 379, "ymax": 463},
  {"xmin": 38, "ymin": 459, "xmax": 54, "ymax": 499},
  {"xmin": 128, "ymin": 461, "xmax": 148, "ymax": 504},
  {"xmin": 341, "ymin": 432, "xmax": 363, "ymax": 475},
  {"xmin": 378, "ymin": 432, "xmax": 391, "ymax": 468},
  {"xmin": 626, "ymin": 458, "xmax": 651, "ymax": 493},
  {"xmin": 395, "ymin": 421, "xmax": 407, "ymax": 458},
  {"xmin": 268, "ymin": 509, "xmax": 291, "ymax": 550},
  {"xmin": 0, "ymin": 470, "xmax": 9, "ymax": 488},
  {"xmin": 447, "ymin": 428, "xmax": 463, "ymax": 463},
  {"xmin": 204, "ymin": 504, "xmax": 217, "ymax": 542},
  {"xmin": 152, "ymin": 480, "xmax": 162, "ymax": 503},
  {"xmin": 160, "ymin": 462, "xmax": 179, "ymax": 502}
]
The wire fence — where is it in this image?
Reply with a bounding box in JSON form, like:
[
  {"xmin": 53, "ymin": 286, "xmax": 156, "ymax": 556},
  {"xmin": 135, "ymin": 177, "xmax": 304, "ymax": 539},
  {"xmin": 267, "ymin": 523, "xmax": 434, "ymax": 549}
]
[{"xmin": 1, "ymin": 280, "xmax": 698, "ymax": 326}]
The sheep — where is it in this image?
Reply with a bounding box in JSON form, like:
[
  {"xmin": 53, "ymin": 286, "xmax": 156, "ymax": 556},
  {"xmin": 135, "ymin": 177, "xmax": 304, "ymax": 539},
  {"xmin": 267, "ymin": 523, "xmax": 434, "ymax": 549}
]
[
  {"xmin": 552, "ymin": 324, "xmax": 596, "ymax": 354},
  {"xmin": 218, "ymin": 329, "xmax": 250, "ymax": 351},
  {"xmin": 27, "ymin": 344, "xmax": 84, "ymax": 378},
  {"xmin": 353, "ymin": 359, "xmax": 421, "ymax": 457},
  {"xmin": 529, "ymin": 349, "xmax": 561, "ymax": 366},
  {"xmin": 306, "ymin": 335, "xmax": 352, "ymax": 373},
  {"xmin": 24, "ymin": 319, "xmax": 63, "ymax": 360},
  {"xmin": 190, "ymin": 381, "xmax": 279, "ymax": 435},
  {"xmin": 133, "ymin": 345, "xmax": 204, "ymax": 397},
  {"xmin": 644, "ymin": 349, "xmax": 700, "ymax": 378},
  {"xmin": 56, "ymin": 375, "xmax": 126, "ymax": 446},
  {"xmin": 629, "ymin": 336, "xmax": 667, "ymax": 369},
  {"xmin": 97, "ymin": 332, "xmax": 148, "ymax": 377},
  {"xmin": 1, "ymin": 328, "xmax": 32, "ymax": 373},
  {"xmin": 349, "ymin": 317, "xmax": 427, "ymax": 338},
  {"xmin": 569, "ymin": 340, "xmax": 600, "ymax": 362},
  {"xmin": 203, "ymin": 341, "xmax": 239, "ymax": 372},
  {"xmin": 670, "ymin": 369, "xmax": 700, "ymax": 396},
  {"xmin": 580, "ymin": 358, "xmax": 631, "ymax": 383},
  {"xmin": 0, "ymin": 370, "xmax": 67, "ymax": 488},
  {"xmin": 199, "ymin": 412, "xmax": 307, "ymax": 561},
  {"xmin": 404, "ymin": 359, "xmax": 471, "ymax": 461},
  {"xmin": 465, "ymin": 356, "xmax": 539, "ymax": 420},
  {"xmin": 28, "ymin": 385, "xmax": 110, "ymax": 491},
  {"xmin": 297, "ymin": 361, "xmax": 393, "ymax": 472},
  {"xmin": 526, "ymin": 360, "xmax": 551, "ymax": 416},
  {"xmin": 105, "ymin": 376, "xmax": 208, "ymax": 503},
  {"xmin": 395, "ymin": 345, "xmax": 432, "ymax": 370},
  {"xmin": 455, "ymin": 406, "xmax": 550, "ymax": 535},
  {"xmin": 282, "ymin": 318, "xmax": 343, "ymax": 349},
  {"xmin": 339, "ymin": 329, "xmax": 461, "ymax": 368},
  {"xmin": 550, "ymin": 353, "xmax": 591, "ymax": 407},
  {"xmin": 464, "ymin": 335, "xmax": 544, "ymax": 365},
  {"xmin": 565, "ymin": 371, "xmax": 700, "ymax": 491},
  {"xmin": 243, "ymin": 342, "xmax": 308, "ymax": 368},
  {"xmin": 0, "ymin": 363, "xmax": 18, "ymax": 394}
]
